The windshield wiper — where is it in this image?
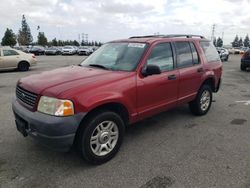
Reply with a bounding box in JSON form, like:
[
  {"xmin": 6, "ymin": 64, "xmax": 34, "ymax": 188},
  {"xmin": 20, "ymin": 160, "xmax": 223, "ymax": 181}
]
[{"xmin": 88, "ymin": 64, "xmax": 109, "ymax": 70}]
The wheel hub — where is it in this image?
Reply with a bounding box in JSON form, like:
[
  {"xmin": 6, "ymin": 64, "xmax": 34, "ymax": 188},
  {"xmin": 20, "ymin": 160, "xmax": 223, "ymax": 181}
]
[{"xmin": 99, "ymin": 131, "xmax": 110, "ymax": 144}]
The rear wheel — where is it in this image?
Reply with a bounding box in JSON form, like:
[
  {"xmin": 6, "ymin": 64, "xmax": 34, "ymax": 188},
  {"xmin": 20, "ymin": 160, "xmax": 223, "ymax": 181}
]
[
  {"xmin": 77, "ymin": 111, "xmax": 125, "ymax": 164},
  {"xmin": 189, "ymin": 85, "xmax": 212, "ymax": 116},
  {"xmin": 18, "ymin": 61, "xmax": 30, "ymax": 71}
]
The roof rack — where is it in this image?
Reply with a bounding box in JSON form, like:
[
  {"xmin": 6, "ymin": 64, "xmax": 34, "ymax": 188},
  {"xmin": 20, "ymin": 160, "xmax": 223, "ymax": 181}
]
[{"xmin": 129, "ymin": 34, "xmax": 205, "ymax": 39}]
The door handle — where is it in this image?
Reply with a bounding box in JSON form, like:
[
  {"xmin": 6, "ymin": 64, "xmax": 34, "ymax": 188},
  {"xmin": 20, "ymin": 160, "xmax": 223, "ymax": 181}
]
[
  {"xmin": 168, "ymin": 74, "xmax": 176, "ymax": 80},
  {"xmin": 197, "ymin": 68, "xmax": 204, "ymax": 73}
]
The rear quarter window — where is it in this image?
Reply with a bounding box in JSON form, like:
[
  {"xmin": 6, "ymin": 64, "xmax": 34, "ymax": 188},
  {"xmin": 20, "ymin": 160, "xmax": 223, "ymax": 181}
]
[{"xmin": 200, "ymin": 41, "xmax": 220, "ymax": 62}]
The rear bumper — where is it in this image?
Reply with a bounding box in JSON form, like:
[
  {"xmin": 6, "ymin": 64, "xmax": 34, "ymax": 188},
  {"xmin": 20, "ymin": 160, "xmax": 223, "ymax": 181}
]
[{"xmin": 12, "ymin": 98, "xmax": 86, "ymax": 152}]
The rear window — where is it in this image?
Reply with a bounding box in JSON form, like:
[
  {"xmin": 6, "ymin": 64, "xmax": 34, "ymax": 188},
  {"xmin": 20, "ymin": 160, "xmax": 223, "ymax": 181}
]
[{"xmin": 200, "ymin": 41, "xmax": 220, "ymax": 62}]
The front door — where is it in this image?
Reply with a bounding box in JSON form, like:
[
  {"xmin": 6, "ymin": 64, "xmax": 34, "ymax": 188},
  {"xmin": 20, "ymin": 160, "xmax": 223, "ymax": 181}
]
[{"xmin": 137, "ymin": 42, "xmax": 179, "ymax": 119}]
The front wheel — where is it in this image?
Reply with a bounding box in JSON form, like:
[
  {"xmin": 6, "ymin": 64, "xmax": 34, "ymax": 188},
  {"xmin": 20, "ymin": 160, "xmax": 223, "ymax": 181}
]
[
  {"xmin": 77, "ymin": 111, "xmax": 125, "ymax": 164},
  {"xmin": 189, "ymin": 85, "xmax": 212, "ymax": 116}
]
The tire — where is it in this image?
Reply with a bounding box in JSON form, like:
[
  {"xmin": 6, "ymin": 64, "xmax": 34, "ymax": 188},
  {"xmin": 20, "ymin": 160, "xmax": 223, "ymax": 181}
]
[
  {"xmin": 241, "ymin": 64, "xmax": 246, "ymax": 71},
  {"xmin": 77, "ymin": 111, "xmax": 125, "ymax": 164},
  {"xmin": 18, "ymin": 61, "xmax": 30, "ymax": 71},
  {"xmin": 189, "ymin": 85, "xmax": 212, "ymax": 116}
]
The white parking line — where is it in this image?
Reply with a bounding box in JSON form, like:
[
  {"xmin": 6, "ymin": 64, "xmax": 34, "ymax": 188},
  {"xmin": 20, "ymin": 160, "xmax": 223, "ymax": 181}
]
[{"xmin": 236, "ymin": 100, "xmax": 250, "ymax": 105}]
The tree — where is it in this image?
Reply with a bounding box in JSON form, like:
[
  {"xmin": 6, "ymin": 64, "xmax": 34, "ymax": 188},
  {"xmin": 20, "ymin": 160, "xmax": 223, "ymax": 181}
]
[
  {"xmin": 73, "ymin": 40, "xmax": 80, "ymax": 46},
  {"xmin": 244, "ymin": 34, "xmax": 249, "ymax": 47},
  {"xmin": 17, "ymin": 15, "xmax": 33, "ymax": 45},
  {"xmin": 58, "ymin": 40, "xmax": 64, "ymax": 46},
  {"xmin": 239, "ymin": 37, "xmax": 243, "ymax": 47},
  {"xmin": 37, "ymin": 32, "xmax": 48, "ymax": 46},
  {"xmin": 51, "ymin": 38, "xmax": 58, "ymax": 46},
  {"xmin": 232, "ymin": 35, "xmax": 239, "ymax": 47},
  {"xmin": 1, "ymin": 28, "xmax": 16, "ymax": 46},
  {"xmin": 213, "ymin": 37, "xmax": 217, "ymax": 46},
  {"xmin": 216, "ymin": 37, "xmax": 223, "ymax": 47}
]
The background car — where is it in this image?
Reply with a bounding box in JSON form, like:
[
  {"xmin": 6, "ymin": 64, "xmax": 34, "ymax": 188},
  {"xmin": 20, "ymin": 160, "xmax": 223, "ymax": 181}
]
[
  {"xmin": 217, "ymin": 47, "xmax": 229, "ymax": 61},
  {"xmin": 241, "ymin": 49, "xmax": 250, "ymax": 71},
  {"xmin": 29, "ymin": 46, "xmax": 45, "ymax": 56},
  {"xmin": 45, "ymin": 47, "xmax": 62, "ymax": 55},
  {"xmin": 62, "ymin": 46, "xmax": 77, "ymax": 55},
  {"xmin": 78, "ymin": 46, "xmax": 91, "ymax": 55},
  {"xmin": 0, "ymin": 47, "xmax": 36, "ymax": 71}
]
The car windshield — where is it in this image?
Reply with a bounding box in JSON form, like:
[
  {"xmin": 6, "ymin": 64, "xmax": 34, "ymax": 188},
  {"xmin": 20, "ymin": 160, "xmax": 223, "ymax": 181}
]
[
  {"xmin": 48, "ymin": 47, "xmax": 57, "ymax": 50},
  {"xmin": 80, "ymin": 42, "xmax": 148, "ymax": 71},
  {"xmin": 64, "ymin": 46, "xmax": 72, "ymax": 49}
]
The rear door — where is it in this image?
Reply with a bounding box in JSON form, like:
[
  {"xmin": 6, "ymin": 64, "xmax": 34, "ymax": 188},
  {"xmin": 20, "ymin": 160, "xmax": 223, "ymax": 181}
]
[
  {"xmin": 174, "ymin": 41, "xmax": 203, "ymax": 104},
  {"xmin": 137, "ymin": 42, "xmax": 179, "ymax": 119}
]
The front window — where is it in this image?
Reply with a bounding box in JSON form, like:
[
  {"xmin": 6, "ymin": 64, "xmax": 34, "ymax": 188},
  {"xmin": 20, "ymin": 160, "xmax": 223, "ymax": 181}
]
[{"xmin": 80, "ymin": 42, "xmax": 148, "ymax": 71}]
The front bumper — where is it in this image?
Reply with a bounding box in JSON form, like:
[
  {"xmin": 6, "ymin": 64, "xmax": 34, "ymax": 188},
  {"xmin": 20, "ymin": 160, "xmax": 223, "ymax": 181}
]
[
  {"xmin": 62, "ymin": 51, "xmax": 74, "ymax": 55},
  {"xmin": 12, "ymin": 98, "xmax": 86, "ymax": 152}
]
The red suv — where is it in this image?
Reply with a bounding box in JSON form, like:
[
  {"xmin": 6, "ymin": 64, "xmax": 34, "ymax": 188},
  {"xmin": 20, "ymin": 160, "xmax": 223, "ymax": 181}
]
[{"xmin": 13, "ymin": 35, "xmax": 222, "ymax": 164}]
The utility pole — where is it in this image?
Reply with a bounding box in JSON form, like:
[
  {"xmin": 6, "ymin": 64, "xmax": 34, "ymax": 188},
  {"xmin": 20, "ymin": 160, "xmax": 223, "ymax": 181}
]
[
  {"xmin": 222, "ymin": 31, "xmax": 224, "ymax": 41},
  {"xmin": 81, "ymin": 33, "xmax": 88, "ymax": 45},
  {"xmin": 211, "ymin": 24, "xmax": 216, "ymax": 41}
]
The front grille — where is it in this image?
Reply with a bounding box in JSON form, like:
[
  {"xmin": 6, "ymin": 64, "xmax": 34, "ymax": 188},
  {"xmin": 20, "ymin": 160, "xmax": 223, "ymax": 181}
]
[{"xmin": 16, "ymin": 86, "xmax": 38, "ymax": 108}]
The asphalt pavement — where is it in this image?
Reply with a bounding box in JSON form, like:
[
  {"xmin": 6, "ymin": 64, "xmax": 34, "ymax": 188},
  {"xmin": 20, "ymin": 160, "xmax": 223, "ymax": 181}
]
[{"xmin": 0, "ymin": 55, "xmax": 249, "ymax": 188}]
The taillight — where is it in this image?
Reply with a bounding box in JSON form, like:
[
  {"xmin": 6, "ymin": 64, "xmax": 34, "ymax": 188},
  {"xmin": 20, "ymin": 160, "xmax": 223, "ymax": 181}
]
[
  {"xmin": 242, "ymin": 52, "xmax": 247, "ymax": 59},
  {"xmin": 32, "ymin": 54, "xmax": 36, "ymax": 58}
]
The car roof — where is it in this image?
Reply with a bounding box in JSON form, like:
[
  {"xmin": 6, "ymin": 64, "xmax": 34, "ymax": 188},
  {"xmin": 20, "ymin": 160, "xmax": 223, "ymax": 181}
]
[{"xmin": 110, "ymin": 34, "xmax": 210, "ymax": 44}]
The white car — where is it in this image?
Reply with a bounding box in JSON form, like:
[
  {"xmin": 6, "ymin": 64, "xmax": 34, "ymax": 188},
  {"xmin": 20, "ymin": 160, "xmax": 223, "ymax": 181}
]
[
  {"xmin": 0, "ymin": 47, "xmax": 37, "ymax": 71},
  {"xmin": 62, "ymin": 46, "xmax": 77, "ymax": 55},
  {"xmin": 78, "ymin": 46, "xmax": 91, "ymax": 55}
]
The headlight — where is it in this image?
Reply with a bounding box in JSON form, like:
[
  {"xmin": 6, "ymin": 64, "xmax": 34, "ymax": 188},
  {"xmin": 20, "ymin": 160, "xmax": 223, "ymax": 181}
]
[{"xmin": 37, "ymin": 96, "xmax": 74, "ymax": 116}]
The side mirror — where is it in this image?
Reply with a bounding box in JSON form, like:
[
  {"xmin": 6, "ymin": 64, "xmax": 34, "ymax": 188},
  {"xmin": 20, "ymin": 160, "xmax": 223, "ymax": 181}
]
[{"xmin": 142, "ymin": 64, "xmax": 161, "ymax": 77}]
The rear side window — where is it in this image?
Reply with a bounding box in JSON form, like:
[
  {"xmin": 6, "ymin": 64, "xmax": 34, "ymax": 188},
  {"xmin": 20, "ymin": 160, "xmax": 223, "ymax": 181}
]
[
  {"xmin": 175, "ymin": 42, "xmax": 193, "ymax": 68},
  {"xmin": 3, "ymin": 50, "xmax": 19, "ymax": 56},
  {"xmin": 147, "ymin": 43, "xmax": 174, "ymax": 71},
  {"xmin": 190, "ymin": 43, "xmax": 199, "ymax": 64},
  {"xmin": 200, "ymin": 41, "xmax": 220, "ymax": 62}
]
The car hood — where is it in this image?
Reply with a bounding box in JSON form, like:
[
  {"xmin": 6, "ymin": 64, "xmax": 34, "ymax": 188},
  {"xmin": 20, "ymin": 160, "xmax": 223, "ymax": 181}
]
[{"xmin": 18, "ymin": 65, "xmax": 133, "ymax": 97}]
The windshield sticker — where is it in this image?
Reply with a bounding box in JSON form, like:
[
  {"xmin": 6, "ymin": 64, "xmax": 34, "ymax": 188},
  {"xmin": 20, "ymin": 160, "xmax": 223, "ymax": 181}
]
[{"xmin": 128, "ymin": 43, "xmax": 145, "ymax": 48}]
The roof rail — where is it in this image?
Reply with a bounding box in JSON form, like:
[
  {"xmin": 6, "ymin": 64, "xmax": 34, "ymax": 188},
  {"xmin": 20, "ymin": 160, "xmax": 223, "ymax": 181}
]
[
  {"xmin": 164, "ymin": 34, "xmax": 205, "ymax": 39},
  {"xmin": 129, "ymin": 34, "xmax": 205, "ymax": 39},
  {"xmin": 129, "ymin": 35, "xmax": 166, "ymax": 39}
]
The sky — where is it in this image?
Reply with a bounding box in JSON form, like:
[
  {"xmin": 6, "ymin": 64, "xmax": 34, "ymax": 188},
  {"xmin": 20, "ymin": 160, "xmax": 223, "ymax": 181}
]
[{"xmin": 0, "ymin": 0, "xmax": 250, "ymax": 45}]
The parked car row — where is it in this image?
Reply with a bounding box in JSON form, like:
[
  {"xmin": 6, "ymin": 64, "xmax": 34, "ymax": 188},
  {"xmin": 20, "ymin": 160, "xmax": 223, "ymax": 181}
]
[
  {"xmin": 14, "ymin": 45, "xmax": 99, "ymax": 56},
  {"xmin": 228, "ymin": 47, "xmax": 249, "ymax": 54}
]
